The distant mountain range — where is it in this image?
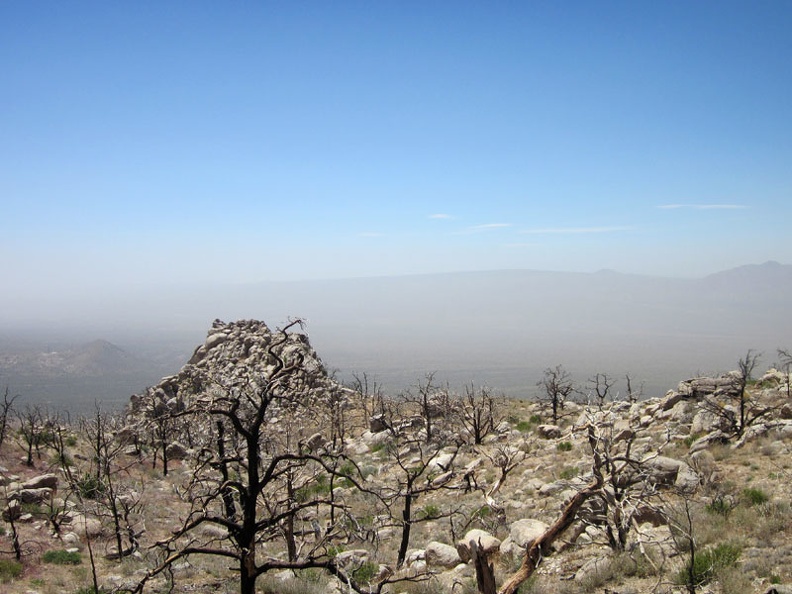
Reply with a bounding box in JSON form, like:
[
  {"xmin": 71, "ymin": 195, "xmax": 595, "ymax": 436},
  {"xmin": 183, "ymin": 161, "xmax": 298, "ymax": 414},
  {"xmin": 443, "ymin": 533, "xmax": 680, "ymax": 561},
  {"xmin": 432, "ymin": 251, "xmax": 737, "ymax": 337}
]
[
  {"xmin": 0, "ymin": 339, "xmax": 173, "ymax": 410},
  {"xmin": 0, "ymin": 339, "xmax": 144, "ymax": 377},
  {"xmin": 1, "ymin": 262, "xmax": 790, "ymax": 412}
]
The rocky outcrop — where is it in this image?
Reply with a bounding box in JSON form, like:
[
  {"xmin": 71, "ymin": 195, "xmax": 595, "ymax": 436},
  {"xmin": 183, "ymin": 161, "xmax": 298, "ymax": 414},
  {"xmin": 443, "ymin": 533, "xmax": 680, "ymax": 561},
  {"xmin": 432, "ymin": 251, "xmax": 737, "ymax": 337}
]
[{"xmin": 127, "ymin": 319, "xmax": 353, "ymax": 434}]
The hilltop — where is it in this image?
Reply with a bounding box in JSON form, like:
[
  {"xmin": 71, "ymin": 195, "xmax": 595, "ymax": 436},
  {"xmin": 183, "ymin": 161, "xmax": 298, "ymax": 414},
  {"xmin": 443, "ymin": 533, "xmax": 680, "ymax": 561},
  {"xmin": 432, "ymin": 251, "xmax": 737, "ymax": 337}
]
[{"xmin": 0, "ymin": 319, "xmax": 791, "ymax": 594}]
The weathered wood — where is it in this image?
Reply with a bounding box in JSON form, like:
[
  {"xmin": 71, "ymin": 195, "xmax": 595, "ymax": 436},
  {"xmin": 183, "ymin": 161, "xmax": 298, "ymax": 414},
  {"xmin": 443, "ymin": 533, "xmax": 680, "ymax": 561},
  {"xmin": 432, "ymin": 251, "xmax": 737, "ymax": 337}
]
[
  {"xmin": 498, "ymin": 425, "xmax": 605, "ymax": 594},
  {"xmin": 471, "ymin": 539, "xmax": 496, "ymax": 594}
]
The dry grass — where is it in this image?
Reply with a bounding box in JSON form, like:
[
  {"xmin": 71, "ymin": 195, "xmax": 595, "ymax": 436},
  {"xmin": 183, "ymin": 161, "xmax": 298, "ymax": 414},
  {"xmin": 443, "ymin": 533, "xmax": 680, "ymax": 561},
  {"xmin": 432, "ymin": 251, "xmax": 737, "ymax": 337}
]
[{"xmin": 1, "ymin": 385, "xmax": 791, "ymax": 594}]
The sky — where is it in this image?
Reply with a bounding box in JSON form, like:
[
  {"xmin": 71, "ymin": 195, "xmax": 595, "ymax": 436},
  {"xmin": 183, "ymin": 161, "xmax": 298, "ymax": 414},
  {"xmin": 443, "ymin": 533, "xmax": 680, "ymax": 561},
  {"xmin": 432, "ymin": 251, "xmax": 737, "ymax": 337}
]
[{"xmin": 2, "ymin": 1, "xmax": 791, "ymax": 299}]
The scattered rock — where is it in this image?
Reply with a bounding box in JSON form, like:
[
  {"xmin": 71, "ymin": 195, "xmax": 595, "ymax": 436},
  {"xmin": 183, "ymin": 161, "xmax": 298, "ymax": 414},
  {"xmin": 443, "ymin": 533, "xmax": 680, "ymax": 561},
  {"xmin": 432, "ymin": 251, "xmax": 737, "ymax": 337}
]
[
  {"xmin": 537, "ymin": 424, "xmax": 562, "ymax": 439},
  {"xmin": 165, "ymin": 442, "xmax": 188, "ymax": 460},
  {"xmin": 456, "ymin": 529, "xmax": 501, "ymax": 563},
  {"xmin": 22, "ymin": 473, "xmax": 58, "ymax": 490},
  {"xmin": 425, "ymin": 541, "xmax": 462, "ymax": 568}
]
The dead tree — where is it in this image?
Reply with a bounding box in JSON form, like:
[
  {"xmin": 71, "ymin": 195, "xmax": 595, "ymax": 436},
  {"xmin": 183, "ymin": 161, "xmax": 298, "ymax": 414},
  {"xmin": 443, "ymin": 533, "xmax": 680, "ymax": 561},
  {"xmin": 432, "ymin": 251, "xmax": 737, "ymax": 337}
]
[
  {"xmin": 572, "ymin": 409, "xmax": 670, "ymax": 553},
  {"xmin": 538, "ymin": 365, "xmax": 575, "ymax": 424},
  {"xmin": 16, "ymin": 404, "xmax": 45, "ymax": 467},
  {"xmin": 386, "ymin": 436, "xmax": 461, "ymax": 568},
  {"xmin": 494, "ymin": 424, "xmax": 606, "ymax": 594},
  {"xmin": 587, "ymin": 372, "xmax": 615, "ymax": 410},
  {"xmin": 483, "ymin": 444, "xmax": 525, "ymax": 503},
  {"xmin": 0, "ymin": 386, "xmax": 17, "ymax": 448},
  {"xmin": 349, "ymin": 371, "xmax": 383, "ymax": 427},
  {"xmin": 78, "ymin": 406, "xmax": 142, "ymax": 561},
  {"xmin": 402, "ymin": 372, "xmax": 452, "ymax": 443},
  {"xmin": 700, "ymin": 350, "xmax": 770, "ymax": 438},
  {"xmin": 133, "ymin": 320, "xmax": 407, "ymax": 594},
  {"xmin": 777, "ymin": 348, "xmax": 792, "ymax": 398},
  {"xmin": 625, "ymin": 373, "xmax": 644, "ymax": 404},
  {"xmin": 457, "ymin": 384, "xmax": 502, "ymax": 445}
]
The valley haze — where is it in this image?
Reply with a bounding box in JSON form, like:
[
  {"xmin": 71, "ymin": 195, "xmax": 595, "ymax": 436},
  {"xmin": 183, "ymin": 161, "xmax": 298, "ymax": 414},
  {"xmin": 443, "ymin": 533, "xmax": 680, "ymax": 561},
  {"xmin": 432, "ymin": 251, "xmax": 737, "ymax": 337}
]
[{"xmin": 1, "ymin": 262, "xmax": 790, "ymax": 412}]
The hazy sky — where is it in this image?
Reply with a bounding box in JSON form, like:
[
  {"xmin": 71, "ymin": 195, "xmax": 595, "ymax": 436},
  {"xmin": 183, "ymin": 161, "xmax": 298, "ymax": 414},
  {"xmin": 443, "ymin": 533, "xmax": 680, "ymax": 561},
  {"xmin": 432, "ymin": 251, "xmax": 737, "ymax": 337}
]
[{"xmin": 3, "ymin": 2, "xmax": 791, "ymax": 297}]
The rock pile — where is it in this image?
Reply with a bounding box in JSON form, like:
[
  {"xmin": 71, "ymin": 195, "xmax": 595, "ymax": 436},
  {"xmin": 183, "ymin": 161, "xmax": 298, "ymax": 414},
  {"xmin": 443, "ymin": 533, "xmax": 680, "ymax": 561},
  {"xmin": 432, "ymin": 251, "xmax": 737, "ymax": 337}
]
[
  {"xmin": 118, "ymin": 320, "xmax": 792, "ymax": 592},
  {"xmin": 126, "ymin": 318, "xmax": 353, "ymax": 437}
]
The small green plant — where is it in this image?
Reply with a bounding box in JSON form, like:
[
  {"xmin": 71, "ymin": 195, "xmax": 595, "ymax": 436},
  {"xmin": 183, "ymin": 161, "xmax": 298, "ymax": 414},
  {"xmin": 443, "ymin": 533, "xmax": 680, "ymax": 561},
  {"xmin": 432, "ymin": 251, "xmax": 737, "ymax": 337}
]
[
  {"xmin": 742, "ymin": 487, "xmax": 769, "ymax": 506},
  {"xmin": 336, "ymin": 462, "xmax": 356, "ymax": 487},
  {"xmin": 706, "ymin": 496, "xmax": 735, "ymax": 517},
  {"xmin": 338, "ymin": 461, "xmax": 356, "ymax": 476},
  {"xmin": 371, "ymin": 442, "xmax": 386, "ymax": 453},
  {"xmin": 515, "ymin": 421, "xmax": 532, "ymax": 432},
  {"xmin": 556, "ymin": 441, "xmax": 572, "ymax": 452},
  {"xmin": 677, "ymin": 542, "xmax": 742, "ymax": 587},
  {"xmin": 74, "ymin": 473, "xmax": 105, "ymax": 500},
  {"xmin": 326, "ymin": 545, "xmax": 344, "ymax": 558},
  {"xmin": 51, "ymin": 452, "xmax": 74, "ymax": 467},
  {"xmin": 558, "ymin": 466, "xmax": 577, "ymax": 480},
  {"xmin": 42, "ymin": 549, "xmax": 82, "ymax": 565},
  {"xmin": 0, "ymin": 559, "xmax": 22, "ymax": 583},
  {"xmin": 683, "ymin": 432, "xmax": 703, "ymax": 447},
  {"xmin": 74, "ymin": 588, "xmax": 111, "ymax": 594},
  {"xmin": 295, "ymin": 475, "xmax": 331, "ymax": 502},
  {"xmin": 352, "ymin": 561, "xmax": 379, "ymax": 584},
  {"xmin": 20, "ymin": 501, "xmax": 42, "ymax": 515},
  {"xmin": 528, "ymin": 414, "xmax": 541, "ymax": 424},
  {"xmin": 472, "ymin": 505, "xmax": 492, "ymax": 520},
  {"xmin": 418, "ymin": 504, "xmax": 440, "ymax": 520}
]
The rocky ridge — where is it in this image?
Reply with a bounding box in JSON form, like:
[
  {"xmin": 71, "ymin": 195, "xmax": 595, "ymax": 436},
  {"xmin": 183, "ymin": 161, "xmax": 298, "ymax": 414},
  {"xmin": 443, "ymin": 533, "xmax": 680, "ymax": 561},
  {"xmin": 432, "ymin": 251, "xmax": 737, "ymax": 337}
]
[
  {"xmin": 3, "ymin": 319, "xmax": 791, "ymax": 594},
  {"xmin": 121, "ymin": 320, "xmax": 792, "ymax": 593}
]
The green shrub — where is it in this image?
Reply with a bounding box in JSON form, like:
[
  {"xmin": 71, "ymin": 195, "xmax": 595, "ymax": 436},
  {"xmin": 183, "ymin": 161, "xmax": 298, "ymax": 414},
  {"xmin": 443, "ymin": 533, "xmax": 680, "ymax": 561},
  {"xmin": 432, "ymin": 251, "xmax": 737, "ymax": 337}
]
[
  {"xmin": 352, "ymin": 561, "xmax": 379, "ymax": 584},
  {"xmin": 74, "ymin": 473, "xmax": 106, "ymax": 500},
  {"xmin": 706, "ymin": 496, "xmax": 735, "ymax": 517},
  {"xmin": 326, "ymin": 545, "xmax": 344, "ymax": 558},
  {"xmin": 418, "ymin": 504, "xmax": 440, "ymax": 520},
  {"xmin": 20, "ymin": 501, "xmax": 42, "ymax": 515},
  {"xmin": 676, "ymin": 542, "xmax": 742, "ymax": 587},
  {"xmin": 683, "ymin": 433, "xmax": 702, "ymax": 447},
  {"xmin": 558, "ymin": 466, "xmax": 577, "ymax": 480},
  {"xmin": 295, "ymin": 475, "xmax": 331, "ymax": 502},
  {"xmin": 472, "ymin": 505, "xmax": 492, "ymax": 520},
  {"xmin": 529, "ymin": 414, "xmax": 542, "ymax": 424},
  {"xmin": 742, "ymin": 487, "xmax": 769, "ymax": 506},
  {"xmin": 515, "ymin": 421, "xmax": 532, "ymax": 432},
  {"xmin": 556, "ymin": 441, "xmax": 572, "ymax": 452},
  {"xmin": 0, "ymin": 559, "xmax": 23, "ymax": 583},
  {"xmin": 338, "ymin": 461, "xmax": 356, "ymax": 476},
  {"xmin": 43, "ymin": 549, "xmax": 82, "ymax": 565}
]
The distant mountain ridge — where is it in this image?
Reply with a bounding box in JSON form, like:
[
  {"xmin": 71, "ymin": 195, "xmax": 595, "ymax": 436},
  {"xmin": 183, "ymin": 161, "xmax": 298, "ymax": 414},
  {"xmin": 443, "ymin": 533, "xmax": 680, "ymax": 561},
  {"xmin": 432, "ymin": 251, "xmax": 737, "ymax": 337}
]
[
  {"xmin": 0, "ymin": 339, "xmax": 173, "ymax": 410},
  {"xmin": 0, "ymin": 339, "xmax": 146, "ymax": 377},
  {"xmin": 1, "ymin": 261, "xmax": 790, "ymax": 411}
]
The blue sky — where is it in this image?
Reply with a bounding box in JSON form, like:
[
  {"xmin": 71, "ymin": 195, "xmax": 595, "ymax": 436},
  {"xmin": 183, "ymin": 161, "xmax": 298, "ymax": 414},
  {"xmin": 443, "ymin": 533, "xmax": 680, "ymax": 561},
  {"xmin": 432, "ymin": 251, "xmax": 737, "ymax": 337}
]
[{"xmin": 2, "ymin": 1, "xmax": 791, "ymax": 295}]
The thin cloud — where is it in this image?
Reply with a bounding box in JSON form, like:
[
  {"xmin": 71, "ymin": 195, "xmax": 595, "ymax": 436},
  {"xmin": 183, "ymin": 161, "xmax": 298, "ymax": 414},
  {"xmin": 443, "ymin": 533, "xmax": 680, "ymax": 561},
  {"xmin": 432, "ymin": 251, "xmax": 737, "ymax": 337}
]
[
  {"xmin": 451, "ymin": 223, "xmax": 513, "ymax": 235},
  {"xmin": 657, "ymin": 204, "xmax": 748, "ymax": 210},
  {"xmin": 428, "ymin": 213, "xmax": 453, "ymax": 219},
  {"xmin": 469, "ymin": 223, "xmax": 512, "ymax": 231},
  {"xmin": 520, "ymin": 226, "xmax": 632, "ymax": 235}
]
